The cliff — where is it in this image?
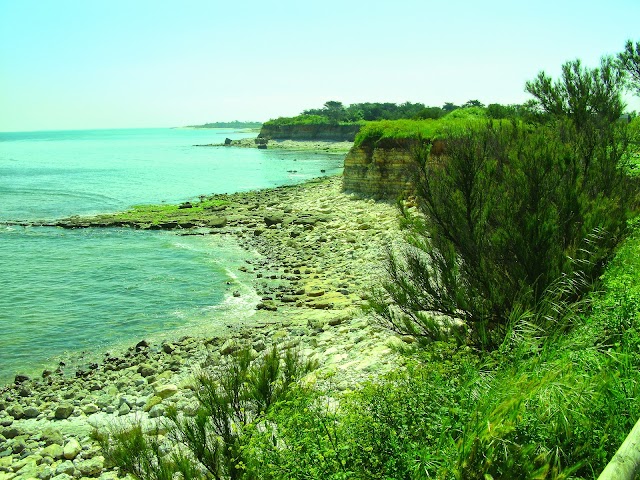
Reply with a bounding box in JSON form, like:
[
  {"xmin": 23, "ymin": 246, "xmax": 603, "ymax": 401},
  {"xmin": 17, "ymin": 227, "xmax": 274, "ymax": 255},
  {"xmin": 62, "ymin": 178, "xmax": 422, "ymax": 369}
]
[
  {"xmin": 342, "ymin": 136, "xmax": 423, "ymax": 199},
  {"xmin": 258, "ymin": 123, "xmax": 361, "ymax": 142}
]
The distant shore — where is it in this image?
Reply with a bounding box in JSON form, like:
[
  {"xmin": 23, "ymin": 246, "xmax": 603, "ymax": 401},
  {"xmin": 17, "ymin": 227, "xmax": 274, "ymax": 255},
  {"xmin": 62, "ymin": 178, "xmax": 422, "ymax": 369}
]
[{"xmin": 0, "ymin": 175, "xmax": 405, "ymax": 479}]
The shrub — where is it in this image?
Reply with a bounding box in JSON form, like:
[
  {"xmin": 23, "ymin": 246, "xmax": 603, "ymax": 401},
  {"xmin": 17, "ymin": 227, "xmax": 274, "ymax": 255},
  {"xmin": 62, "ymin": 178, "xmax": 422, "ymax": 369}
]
[
  {"xmin": 371, "ymin": 117, "xmax": 637, "ymax": 349},
  {"xmin": 99, "ymin": 346, "xmax": 316, "ymax": 480}
]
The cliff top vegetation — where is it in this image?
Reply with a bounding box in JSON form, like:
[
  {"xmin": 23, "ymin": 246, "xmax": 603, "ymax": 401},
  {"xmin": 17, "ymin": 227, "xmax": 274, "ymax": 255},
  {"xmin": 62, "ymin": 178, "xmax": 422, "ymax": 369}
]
[{"xmin": 188, "ymin": 121, "xmax": 262, "ymax": 129}]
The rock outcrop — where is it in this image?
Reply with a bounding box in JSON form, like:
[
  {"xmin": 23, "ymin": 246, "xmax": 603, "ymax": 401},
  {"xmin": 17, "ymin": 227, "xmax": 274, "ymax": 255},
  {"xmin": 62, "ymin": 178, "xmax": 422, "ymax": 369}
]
[
  {"xmin": 258, "ymin": 123, "xmax": 361, "ymax": 142},
  {"xmin": 342, "ymin": 139, "xmax": 445, "ymax": 199},
  {"xmin": 343, "ymin": 143, "xmax": 415, "ymax": 199}
]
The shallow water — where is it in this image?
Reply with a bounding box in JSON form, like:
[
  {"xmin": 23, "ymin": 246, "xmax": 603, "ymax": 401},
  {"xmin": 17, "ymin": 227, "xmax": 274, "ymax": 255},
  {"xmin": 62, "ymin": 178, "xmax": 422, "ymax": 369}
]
[{"xmin": 0, "ymin": 128, "xmax": 344, "ymax": 382}]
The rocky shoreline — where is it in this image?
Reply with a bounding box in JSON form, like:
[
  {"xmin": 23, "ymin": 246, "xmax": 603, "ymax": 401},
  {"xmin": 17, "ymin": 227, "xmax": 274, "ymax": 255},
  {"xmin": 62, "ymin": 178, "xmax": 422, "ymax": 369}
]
[
  {"xmin": 0, "ymin": 176, "xmax": 408, "ymax": 479},
  {"xmin": 195, "ymin": 137, "xmax": 354, "ymax": 153}
]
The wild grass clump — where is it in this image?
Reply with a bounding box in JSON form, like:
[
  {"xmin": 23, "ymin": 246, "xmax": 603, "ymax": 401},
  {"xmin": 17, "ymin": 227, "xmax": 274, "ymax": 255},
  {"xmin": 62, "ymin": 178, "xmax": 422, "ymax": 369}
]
[{"xmin": 98, "ymin": 346, "xmax": 317, "ymax": 480}]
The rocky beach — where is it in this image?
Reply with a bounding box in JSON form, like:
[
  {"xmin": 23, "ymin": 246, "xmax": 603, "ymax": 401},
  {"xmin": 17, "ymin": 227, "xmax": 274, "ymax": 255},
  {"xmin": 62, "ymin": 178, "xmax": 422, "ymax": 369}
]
[{"xmin": 0, "ymin": 174, "xmax": 408, "ymax": 479}]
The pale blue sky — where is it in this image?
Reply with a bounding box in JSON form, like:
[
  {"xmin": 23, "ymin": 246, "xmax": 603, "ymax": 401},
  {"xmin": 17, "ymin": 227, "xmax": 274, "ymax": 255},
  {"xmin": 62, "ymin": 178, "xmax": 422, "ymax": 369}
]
[{"xmin": 1, "ymin": 0, "xmax": 638, "ymax": 131}]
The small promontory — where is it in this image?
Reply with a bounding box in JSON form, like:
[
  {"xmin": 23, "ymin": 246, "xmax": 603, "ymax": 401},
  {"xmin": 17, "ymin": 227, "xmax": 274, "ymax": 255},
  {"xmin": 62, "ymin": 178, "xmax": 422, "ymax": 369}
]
[{"xmin": 258, "ymin": 116, "xmax": 361, "ymax": 142}]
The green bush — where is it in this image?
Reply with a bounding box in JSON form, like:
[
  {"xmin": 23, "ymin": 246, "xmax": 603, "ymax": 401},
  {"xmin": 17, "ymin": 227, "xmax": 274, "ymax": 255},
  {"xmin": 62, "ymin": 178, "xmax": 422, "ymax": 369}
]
[
  {"xmin": 263, "ymin": 115, "xmax": 331, "ymax": 127},
  {"xmin": 371, "ymin": 117, "xmax": 637, "ymax": 349},
  {"xmin": 99, "ymin": 346, "xmax": 316, "ymax": 480}
]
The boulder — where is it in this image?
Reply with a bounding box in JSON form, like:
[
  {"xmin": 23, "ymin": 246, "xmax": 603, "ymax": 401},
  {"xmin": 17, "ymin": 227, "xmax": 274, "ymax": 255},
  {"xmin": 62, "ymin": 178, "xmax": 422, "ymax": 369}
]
[
  {"xmin": 137, "ymin": 363, "xmax": 156, "ymax": 377},
  {"xmin": 23, "ymin": 406, "xmax": 39, "ymax": 419},
  {"xmin": 220, "ymin": 339, "xmax": 239, "ymax": 355},
  {"xmin": 76, "ymin": 456, "xmax": 104, "ymax": 477},
  {"xmin": 154, "ymin": 384, "xmax": 178, "ymax": 399},
  {"xmin": 208, "ymin": 216, "xmax": 227, "ymax": 228},
  {"xmin": 40, "ymin": 428, "xmax": 64, "ymax": 446},
  {"xmin": 55, "ymin": 459, "xmax": 76, "ymax": 476},
  {"xmin": 41, "ymin": 443, "xmax": 64, "ymax": 460},
  {"xmin": 7, "ymin": 405, "xmax": 24, "ymax": 420},
  {"xmin": 264, "ymin": 214, "xmax": 284, "ymax": 226},
  {"xmin": 63, "ymin": 438, "xmax": 81, "ymax": 460},
  {"xmin": 14, "ymin": 374, "xmax": 30, "ymax": 384},
  {"xmin": 54, "ymin": 404, "xmax": 74, "ymax": 420},
  {"xmin": 143, "ymin": 396, "xmax": 163, "ymax": 413},
  {"xmin": 2, "ymin": 426, "xmax": 21, "ymax": 439},
  {"xmin": 256, "ymin": 301, "xmax": 277, "ymax": 311}
]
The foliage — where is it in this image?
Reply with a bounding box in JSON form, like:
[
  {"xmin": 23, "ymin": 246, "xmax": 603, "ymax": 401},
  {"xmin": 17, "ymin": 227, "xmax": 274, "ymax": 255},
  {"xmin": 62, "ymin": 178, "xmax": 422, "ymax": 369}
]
[
  {"xmin": 618, "ymin": 39, "xmax": 640, "ymax": 96},
  {"xmin": 370, "ymin": 54, "xmax": 637, "ymax": 349},
  {"xmin": 462, "ymin": 99, "xmax": 485, "ymax": 108},
  {"xmin": 486, "ymin": 103, "xmax": 519, "ymax": 119},
  {"xmin": 353, "ymin": 108, "xmax": 487, "ymax": 148},
  {"xmin": 190, "ymin": 121, "xmax": 263, "ymax": 129},
  {"xmin": 263, "ymin": 114, "xmax": 331, "ymax": 127},
  {"xmin": 99, "ymin": 346, "xmax": 316, "ymax": 480},
  {"xmin": 414, "ymin": 106, "xmax": 446, "ymax": 119},
  {"xmin": 246, "ymin": 343, "xmax": 479, "ymax": 480},
  {"xmin": 247, "ymin": 275, "xmax": 640, "ymax": 478},
  {"xmin": 525, "ymin": 57, "xmax": 625, "ymax": 129}
]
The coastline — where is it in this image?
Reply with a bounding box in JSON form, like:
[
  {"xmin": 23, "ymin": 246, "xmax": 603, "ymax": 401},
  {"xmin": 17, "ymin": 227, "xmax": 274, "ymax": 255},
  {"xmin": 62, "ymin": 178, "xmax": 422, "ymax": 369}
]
[
  {"xmin": 0, "ymin": 175, "xmax": 406, "ymax": 479},
  {"xmin": 195, "ymin": 137, "xmax": 354, "ymax": 153}
]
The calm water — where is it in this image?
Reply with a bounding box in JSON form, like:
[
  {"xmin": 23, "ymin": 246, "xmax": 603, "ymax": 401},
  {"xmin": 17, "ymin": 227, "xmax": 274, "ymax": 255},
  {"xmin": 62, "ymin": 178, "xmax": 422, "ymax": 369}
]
[{"xmin": 0, "ymin": 128, "xmax": 345, "ymax": 383}]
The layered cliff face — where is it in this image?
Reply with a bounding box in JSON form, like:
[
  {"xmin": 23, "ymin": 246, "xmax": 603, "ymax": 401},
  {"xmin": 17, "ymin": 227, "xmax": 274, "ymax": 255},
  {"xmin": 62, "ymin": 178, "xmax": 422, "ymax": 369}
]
[
  {"xmin": 342, "ymin": 145, "xmax": 415, "ymax": 199},
  {"xmin": 343, "ymin": 139, "xmax": 446, "ymax": 199},
  {"xmin": 258, "ymin": 123, "xmax": 361, "ymax": 142}
]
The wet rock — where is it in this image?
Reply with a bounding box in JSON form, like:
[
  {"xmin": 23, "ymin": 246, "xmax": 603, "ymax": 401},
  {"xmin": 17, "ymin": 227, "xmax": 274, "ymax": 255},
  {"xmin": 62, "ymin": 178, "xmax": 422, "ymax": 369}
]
[
  {"xmin": 256, "ymin": 301, "xmax": 277, "ymax": 311},
  {"xmin": 208, "ymin": 216, "xmax": 227, "ymax": 228},
  {"xmin": 14, "ymin": 374, "xmax": 30, "ymax": 384},
  {"xmin": 220, "ymin": 339, "xmax": 239, "ymax": 355}
]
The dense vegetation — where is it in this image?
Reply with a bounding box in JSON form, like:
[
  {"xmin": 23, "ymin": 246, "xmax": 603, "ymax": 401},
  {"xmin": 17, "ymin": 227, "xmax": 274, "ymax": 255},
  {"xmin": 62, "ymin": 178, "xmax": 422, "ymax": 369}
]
[
  {"xmin": 353, "ymin": 107, "xmax": 488, "ymax": 147},
  {"xmin": 102, "ymin": 40, "xmax": 640, "ymax": 479},
  {"xmin": 263, "ymin": 99, "xmax": 525, "ymax": 129}
]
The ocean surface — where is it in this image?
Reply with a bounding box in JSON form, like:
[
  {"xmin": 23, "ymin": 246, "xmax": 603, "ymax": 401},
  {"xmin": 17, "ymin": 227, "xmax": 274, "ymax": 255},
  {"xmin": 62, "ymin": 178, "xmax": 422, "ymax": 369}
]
[{"xmin": 0, "ymin": 128, "xmax": 345, "ymax": 383}]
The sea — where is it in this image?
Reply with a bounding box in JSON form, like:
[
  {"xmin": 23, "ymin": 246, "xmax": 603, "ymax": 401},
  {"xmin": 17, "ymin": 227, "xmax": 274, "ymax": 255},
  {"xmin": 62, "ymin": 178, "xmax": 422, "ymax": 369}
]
[{"xmin": 0, "ymin": 128, "xmax": 345, "ymax": 384}]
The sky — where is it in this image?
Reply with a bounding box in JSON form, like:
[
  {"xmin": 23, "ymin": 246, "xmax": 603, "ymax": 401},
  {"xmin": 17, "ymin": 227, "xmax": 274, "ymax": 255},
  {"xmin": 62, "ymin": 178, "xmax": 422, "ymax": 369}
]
[{"xmin": 1, "ymin": 0, "xmax": 639, "ymax": 132}]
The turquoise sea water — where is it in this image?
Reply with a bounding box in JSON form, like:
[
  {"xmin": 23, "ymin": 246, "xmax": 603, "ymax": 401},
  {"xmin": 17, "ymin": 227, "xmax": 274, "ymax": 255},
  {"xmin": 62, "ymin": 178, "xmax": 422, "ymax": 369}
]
[{"xmin": 0, "ymin": 128, "xmax": 345, "ymax": 383}]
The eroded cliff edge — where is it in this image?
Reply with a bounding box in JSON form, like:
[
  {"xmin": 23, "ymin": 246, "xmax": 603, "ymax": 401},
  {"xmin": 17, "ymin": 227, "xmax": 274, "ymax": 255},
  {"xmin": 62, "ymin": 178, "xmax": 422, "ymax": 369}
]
[{"xmin": 258, "ymin": 123, "xmax": 361, "ymax": 142}]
